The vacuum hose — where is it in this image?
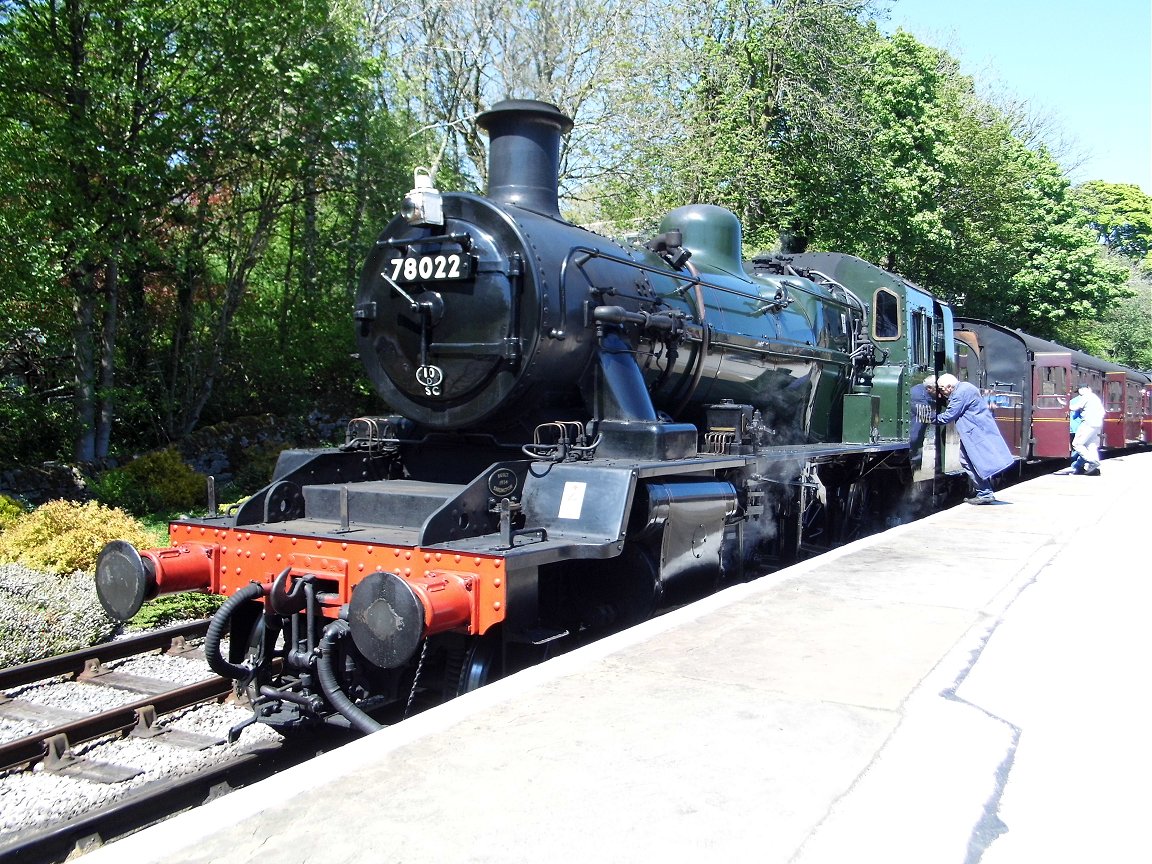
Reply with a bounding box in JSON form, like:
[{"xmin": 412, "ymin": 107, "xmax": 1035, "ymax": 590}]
[
  {"xmin": 317, "ymin": 619, "xmax": 383, "ymax": 734},
  {"xmin": 204, "ymin": 581, "xmax": 267, "ymax": 681}
]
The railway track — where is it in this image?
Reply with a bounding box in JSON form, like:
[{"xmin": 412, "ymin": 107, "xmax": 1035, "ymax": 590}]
[
  {"xmin": 0, "ymin": 622, "xmax": 222, "ymax": 775},
  {"xmin": 0, "ymin": 622, "xmax": 340, "ymax": 864}
]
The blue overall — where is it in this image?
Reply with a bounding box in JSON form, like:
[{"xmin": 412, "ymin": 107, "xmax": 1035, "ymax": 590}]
[{"xmin": 934, "ymin": 381, "xmax": 1015, "ymax": 499}]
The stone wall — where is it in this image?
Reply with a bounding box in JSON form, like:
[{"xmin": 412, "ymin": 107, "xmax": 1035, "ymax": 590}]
[
  {"xmin": 0, "ymin": 462, "xmax": 91, "ymax": 506},
  {"xmin": 1, "ymin": 412, "xmax": 348, "ymax": 507}
]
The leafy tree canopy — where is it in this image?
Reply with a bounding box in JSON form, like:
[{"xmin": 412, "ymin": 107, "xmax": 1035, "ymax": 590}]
[{"xmin": 1073, "ymin": 180, "xmax": 1152, "ymax": 262}]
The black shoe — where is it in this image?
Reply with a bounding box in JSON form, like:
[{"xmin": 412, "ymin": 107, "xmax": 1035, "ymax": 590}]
[
  {"xmin": 1085, "ymin": 468, "xmax": 1101, "ymax": 476},
  {"xmin": 965, "ymin": 496, "xmax": 996, "ymax": 505}
]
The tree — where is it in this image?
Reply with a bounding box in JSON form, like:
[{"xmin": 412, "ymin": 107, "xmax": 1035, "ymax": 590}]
[
  {"xmin": 586, "ymin": 0, "xmax": 885, "ymax": 248},
  {"xmin": 1057, "ymin": 252, "xmax": 1152, "ymax": 370},
  {"xmin": 1, "ymin": 0, "xmax": 409, "ymax": 460},
  {"xmin": 787, "ymin": 29, "xmax": 1128, "ymax": 340},
  {"xmin": 1073, "ymin": 181, "xmax": 1152, "ymax": 262},
  {"xmin": 359, "ymin": 0, "xmax": 604, "ymax": 191}
]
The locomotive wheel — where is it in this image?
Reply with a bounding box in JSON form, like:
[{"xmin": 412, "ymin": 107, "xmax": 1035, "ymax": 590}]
[
  {"xmin": 456, "ymin": 635, "xmax": 502, "ymax": 696},
  {"xmin": 559, "ymin": 542, "xmax": 660, "ymax": 635},
  {"xmin": 834, "ymin": 479, "xmax": 871, "ymax": 545},
  {"xmin": 613, "ymin": 543, "xmax": 661, "ymax": 625},
  {"xmin": 795, "ymin": 465, "xmax": 874, "ymax": 555},
  {"xmin": 410, "ymin": 634, "xmax": 502, "ymax": 709}
]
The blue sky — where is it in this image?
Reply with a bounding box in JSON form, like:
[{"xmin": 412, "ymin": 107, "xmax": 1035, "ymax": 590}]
[{"xmin": 881, "ymin": 0, "xmax": 1151, "ymax": 193}]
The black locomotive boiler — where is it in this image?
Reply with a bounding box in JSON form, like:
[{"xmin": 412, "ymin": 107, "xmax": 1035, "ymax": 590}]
[{"xmin": 94, "ymin": 100, "xmax": 934, "ymax": 735}]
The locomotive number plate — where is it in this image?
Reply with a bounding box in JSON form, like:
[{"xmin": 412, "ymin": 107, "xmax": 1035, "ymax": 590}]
[{"xmin": 386, "ymin": 252, "xmax": 473, "ymax": 283}]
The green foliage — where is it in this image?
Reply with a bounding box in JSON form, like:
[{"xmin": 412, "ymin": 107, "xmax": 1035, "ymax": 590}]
[
  {"xmin": 0, "ymin": 500, "xmax": 154, "ymax": 575},
  {"xmin": 0, "ymin": 385, "xmax": 77, "ymax": 470},
  {"xmin": 0, "ymin": 0, "xmax": 414, "ymax": 466},
  {"xmin": 1098, "ymin": 283, "xmax": 1152, "ymax": 370},
  {"xmin": 0, "ymin": 0, "xmax": 1144, "ymax": 473},
  {"xmin": 596, "ymin": 0, "xmax": 883, "ymax": 252},
  {"xmin": 128, "ymin": 592, "xmax": 225, "ymax": 630},
  {"xmin": 812, "ymin": 31, "xmax": 1127, "ymax": 339},
  {"xmin": 138, "ymin": 515, "xmax": 175, "ymax": 549},
  {"xmin": 91, "ymin": 449, "xmax": 208, "ymax": 516},
  {"xmin": 0, "ymin": 494, "xmax": 30, "ymax": 531},
  {"xmin": 0, "ymin": 326, "xmax": 77, "ymax": 469},
  {"xmin": 1055, "ymin": 255, "xmax": 1152, "ymax": 370},
  {"xmin": 175, "ymin": 413, "xmax": 341, "ymax": 501},
  {"xmin": 0, "ymin": 563, "xmax": 118, "ymax": 665},
  {"xmin": 1074, "ymin": 181, "xmax": 1152, "ymax": 261},
  {"xmin": 598, "ymin": 13, "xmax": 1133, "ymax": 342}
]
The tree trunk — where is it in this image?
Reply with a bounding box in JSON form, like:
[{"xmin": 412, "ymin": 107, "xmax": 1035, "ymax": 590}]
[
  {"xmin": 302, "ymin": 160, "xmax": 319, "ymax": 297},
  {"xmin": 95, "ymin": 256, "xmax": 119, "ymax": 459},
  {"xmin": 71, "ymin": 265, "xmax": 97, "ymax": 463},
  {"xmin": 181, "ymin": 194, "xmax": 281, "ymax": 435}
]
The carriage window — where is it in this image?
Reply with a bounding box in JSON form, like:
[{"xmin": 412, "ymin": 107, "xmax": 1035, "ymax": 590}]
[
  {"xmin": 989, "ymin": 391, "xmax": 1021, "ymax": 409},
  {"xmin": 872, "ymin": 289, "xmax": 900, "ymax": 341},
  {"xmin": 1106, "ymin": 380, "xmax": 1123, "ymax": 411},
  {"xmin": 1041, "ymin": 365, "xmax": 1066, "ymax": 396}
]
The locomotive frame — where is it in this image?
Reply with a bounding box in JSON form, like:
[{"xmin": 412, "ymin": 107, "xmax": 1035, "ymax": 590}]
[{"xmin": 93, "ymin": 99, "xmax": 1149, "ymax": 737}]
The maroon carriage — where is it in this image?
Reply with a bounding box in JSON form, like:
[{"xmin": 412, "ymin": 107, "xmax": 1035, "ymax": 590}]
[{"xmin": 953, "ymin": 318, "xmax": 1149, "ymax": 462}]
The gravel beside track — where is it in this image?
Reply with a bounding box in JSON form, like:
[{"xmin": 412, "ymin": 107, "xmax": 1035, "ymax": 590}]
[{"xmin": 0, "ymin": 642, "xmax": 281, "ymax": 845}]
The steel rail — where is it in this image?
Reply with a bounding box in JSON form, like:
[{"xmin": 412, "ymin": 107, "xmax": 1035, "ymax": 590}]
[
  {"xmin": 0, "ymin": 620, "xmax": 211, "ymax": 691},
  {"xmin": 0, "ymin": 739, "xmax": 289, "ymax": 864},
  {"xmin": 0, "ymin": 675, "xmax": 233, "ymax": 773}
]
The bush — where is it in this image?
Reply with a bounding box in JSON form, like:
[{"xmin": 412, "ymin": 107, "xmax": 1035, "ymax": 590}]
[
  {"xmin": 0, "ymin": 499, "xmax": 155, "ymax": 574},
  {"xmin": 0, "ymin": 563, "xmax": 118, "ymax": 665},
  {"xmin": 0, "ymin": 494, "xmax": 29, "ymax": 532},
  {"xmin": 91, "ymin": 448, "xmax": 209, "ymax": 515},
  {"xmin": 129, "ymin": 592, "xmax": 225, "ymax": 630}
]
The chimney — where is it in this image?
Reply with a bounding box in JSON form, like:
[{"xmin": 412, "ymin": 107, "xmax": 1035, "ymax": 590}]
[{"xmin": 476, "ymin": 99, "xmax": 573, "ymax": 219}]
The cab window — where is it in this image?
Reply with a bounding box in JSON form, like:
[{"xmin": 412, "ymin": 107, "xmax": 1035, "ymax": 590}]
[
  {"xmin": 872, "ymin": 289, "xmax": 900, "ymax": 341},
  {"xmin": 910, "ymin": 309, "xmax": 930, "ymax": 366}
]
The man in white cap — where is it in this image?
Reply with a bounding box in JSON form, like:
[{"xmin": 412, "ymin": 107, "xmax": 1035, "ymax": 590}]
[
  {"xmin": 927, "ymin": 373, "xmax": 1016, "ymax": 504},
  {"xmin": 1067, "ymin": 384, "xmax": 1104, "ymax": 475}
]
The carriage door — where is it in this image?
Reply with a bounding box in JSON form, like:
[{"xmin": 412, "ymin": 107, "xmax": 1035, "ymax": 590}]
[
  {"xmin": 1144, "ymin": 384, "xmax": 1152, "ymax": 444},
  {"xmin": 1031, "ymin": 353, "xmax": 1071, "ymax": 459},
  {"xmin": 1103, "ymin": 372, "xmax": 1126, "ymax": 448},
  {"xmin": 1124, "ymin": 379, "xmax": 1141, "ymax": 444}
]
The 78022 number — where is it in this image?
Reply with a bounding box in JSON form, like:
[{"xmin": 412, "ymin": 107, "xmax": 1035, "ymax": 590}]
[{"xmin": 388, "ymin": 252, "xmax": 471, "ymax": 283}]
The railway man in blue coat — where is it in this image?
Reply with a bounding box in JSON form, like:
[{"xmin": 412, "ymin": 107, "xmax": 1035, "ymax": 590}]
[{"xmin": 928, "ymin": 373, "xmax": 1016, "ymax": 505}]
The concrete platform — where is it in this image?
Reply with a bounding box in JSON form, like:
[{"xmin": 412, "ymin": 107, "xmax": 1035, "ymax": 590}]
[{"xmin": 81, "ymin": 451, "xmax": 1152, "ymax": 864}]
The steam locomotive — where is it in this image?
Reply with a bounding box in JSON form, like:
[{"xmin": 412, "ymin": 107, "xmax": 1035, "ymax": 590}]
[{"xmin": 93, "ymin": 100, "xmax": 1151, "ymax": 736}]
